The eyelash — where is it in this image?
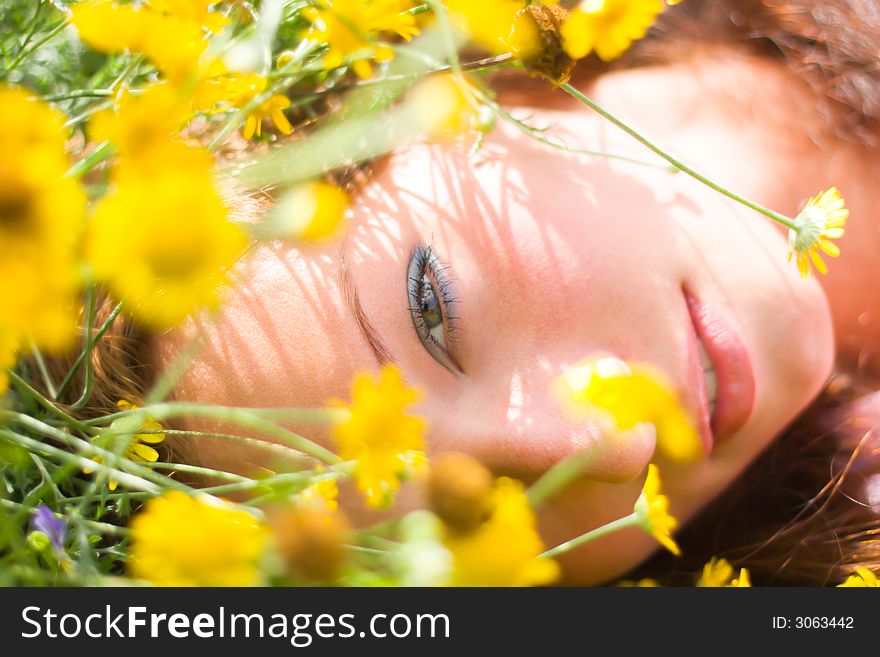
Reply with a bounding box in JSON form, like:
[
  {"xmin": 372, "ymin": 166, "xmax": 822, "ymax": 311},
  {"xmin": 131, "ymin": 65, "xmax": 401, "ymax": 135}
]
[{"xmin": 407, "ymin": 244, "xmax": 462, "ymax": 373}]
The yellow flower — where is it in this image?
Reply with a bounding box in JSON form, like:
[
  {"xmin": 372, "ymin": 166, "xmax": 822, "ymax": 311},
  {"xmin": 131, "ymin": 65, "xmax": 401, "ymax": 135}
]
[
  {"xmin": 555, "ymin": 356, "xmax": 702, "ymax": 463},
  {"xmin": 148, "ymin": 0, "xmax": 230, "ymax": 33},
  {"xmin": 0, "ymin": 331, "xmax": 16, "ymax": 395},
  {"xmin": 446, "ymin": 0, "xmax": 531, "ymax": 56},
  {"xmin": 731, "ymin": 568, "xmax": 751, "ymax": 587},
  {"xmin": 298, "ymin": 466, "xmax": 340, "ymax": 511},
  {"xmin": 89, "ymin": 84, "xmax": 192, "ymax": 155},
  {"xmin": 698, "ymin": 556, "xmax": 734, "ymax": 586},
  {"xmin": 407, "ymin": 74, "xmax": 489, "ymax": 140},
  {"xmin": 787, "ymin": 186, "xmax": 848, "ymax": 278},
  {"xmin": 71, "ymin": 0, "xmax": 215, "ymax": 82},
  {"xmin": 561, "ymin": 0, "xmax": 666, "ymax": 62},
  {"xmin": 84, "ymin": 400, "xmax": 166, "ymax": 491},
  {"xmin": 332, "ymin": 366, "xmax": 427, "ymax": 508},
  {"xmin": 443, "ymin": 477, "xmax": 559, "ymax": 586},
  {"xmin": 838, "ymin": 568, "xmax": 879, "ymax": 587},
  {"xmin": 272, "ymin": 181, "xmax": 350, "ymax": 242},
  {"xmin": 0, "ymin": 86, "xmax": 84, "ymax": 355},
  {"xmin": 195, "ymin": 73, "xmax": 293, "ymax": 140},
  {"xmin": 616, "ymin": 578, "xmax": 660, "ymax": 586},
  {"xmin": 85, "ymin": 142, "xmax": 248, "ymax": 329},
  {"xmin": 306, "ymin": 0, "xmax": 420, "ymax": 79},
  {"xmin": 243, "ymin": 93, "xmax": 293, "ymax": 140},
  {"xmin": 633, "ymin": 464, "xmax": 680, "ymax": 556},
  {"xmin": 129, "ymin": 491, "xmax": 269, "ymax": 586}
]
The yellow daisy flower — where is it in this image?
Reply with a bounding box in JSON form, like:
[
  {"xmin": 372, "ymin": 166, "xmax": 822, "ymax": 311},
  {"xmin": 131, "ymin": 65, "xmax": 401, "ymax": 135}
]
[
  {"xmin": 838, "ymin": 568, "xmax": 878, "ymax": 587},
  {"xmin": 129, "ymin": 491, "xmax": 268, "ymax": 586},
  {"xmin": 787, "ymin": 186, "xmax": 848, "ymax": 278},
  {"xmin": 84, "ymin": 400, "xmax": 166, "ymax": 491},
  {"xmin": 443, "ymin": 477, "xmax": 560, "ymax": 586},
  {"xmin": 555, "ymin": 356, "xmax": 702, "ymax": 463},
  {"xmin": 148, "ymin": 0, "xmax": 230, "ymax": 33},
  {"xmin": 561, "ymin": 0, "xmax": 666, "ymax": 62},
  {"xmin": 306, "ymin": 0, "xmax": 420, "ymax": 79},
  {"xmin": 85, "ymin": 141, "xmax": 248, "ymax": 329},
  {"xmin": 0, "ymin": 86, "xmax": 84, "ymax": 356},
  {"xmin": 331, "ymin": 366, "xmax": 426, "ymax": 508},
  {"xmin": 698, "ymin": 556, "xmax": 751, "ymax": 587},
  {"xmin": 633, "ymin": 464, "xmax": 680, "ymax": 556}
]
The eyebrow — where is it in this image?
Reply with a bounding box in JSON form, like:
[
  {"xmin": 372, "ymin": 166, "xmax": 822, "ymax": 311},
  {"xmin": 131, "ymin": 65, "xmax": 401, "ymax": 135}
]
[{"xmin": 340, "ymin": 248, "xmax": 395, "ymax": 366}]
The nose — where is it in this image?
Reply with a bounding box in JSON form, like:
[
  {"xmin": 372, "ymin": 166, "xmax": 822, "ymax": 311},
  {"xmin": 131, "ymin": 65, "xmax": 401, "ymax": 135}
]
[{"xmin": 423, "ymin": 363, "xmax": 658, "ymax": 484}]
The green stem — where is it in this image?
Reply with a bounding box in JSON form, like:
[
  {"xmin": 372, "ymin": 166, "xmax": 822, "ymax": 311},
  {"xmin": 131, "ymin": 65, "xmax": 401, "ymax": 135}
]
[
  {"xmin": 112, "ymin": 402, "xmax": 344, "ymax": 465},
  {"xmin": 482, "ymin": 92, "xmax": 678, "ymax": 172},
  {"xmin": 0, "ymin": 498, "xmax": 129, "ymax": 538},
  {"xmin": 28, "ymin": 345, "xmax": 57, "ymax": 399},
  {"xmin": 541, "ymin": 513, "xmax": 639, "ymax": 559},
  {"xmin": 7, "ymin": 371, "xmax": 93, "ymax": 434},
  {"xmin": 66, "ymin": 141, "xmax": 115, "ymax": 179},
  {"xmin": 56, "ymin": 301, "xmax": 122, "ymax": 400},
  {"xmin": 67, "ymin": 285, "xmax": 96, "ymax": 411},
  {"xmin": 559, "ymin": 83, "xmax": 797, "ymax": 231},
  {"xmin": 527, "ymin": 449, "xmax": 599, "ymax": 508}
]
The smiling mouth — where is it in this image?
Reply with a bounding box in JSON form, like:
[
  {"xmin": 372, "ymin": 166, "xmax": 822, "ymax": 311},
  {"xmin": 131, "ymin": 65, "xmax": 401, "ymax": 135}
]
[{"xmin": 685, "ymin": 290, "xmax": 757, "ymax": 449}]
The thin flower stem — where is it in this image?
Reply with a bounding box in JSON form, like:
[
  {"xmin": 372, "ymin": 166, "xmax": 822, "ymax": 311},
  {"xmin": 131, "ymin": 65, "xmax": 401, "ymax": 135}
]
[
  {"xmin": 541, "ymin": 513, "xmax": 639, "ymax": 559},
  {"xmin": 527, "ymin": 448, "xmax": 601, "ymax": 508},
  {"xmin": 56, "ymin": 301, "xmax": 123, "ymax": 399},
  {"xmin": 42, "ymin": 89, "xmax": 115, "ymax": 102},
  {"xmin": 480, "ymin": 91, "xmax": 678, "ymax": 172},
  {"xmin": 27, "ymin": 345, "xmax": 58, "ymax": 399},
  {"xmin": 67, "ymin": 285, "xmax": 96, "ymax": 411},
  {"xmin": 66, "ymin": 140, "xmax": 115, "ymax": 179},
  {"xmin": 0, "ymin": 498, "xmax": 129, "ymax": 538},
  {"xmin": 7, "ymin": 371, "xmax": 94, "ymax": 434},
  {"xmin": 146, "ymin": 461, "xmax": 253, "ymax": 483},
  {"xmin": 559, "ymin": 82, "xmax": 798, "ymax": 231},
  {"xmin": 114, "ymin": 402, "xmax": 344, "ymax": 465},
  {"xmin": 0, "ymin": 426, "xmax": 162, "ymax": 494}
]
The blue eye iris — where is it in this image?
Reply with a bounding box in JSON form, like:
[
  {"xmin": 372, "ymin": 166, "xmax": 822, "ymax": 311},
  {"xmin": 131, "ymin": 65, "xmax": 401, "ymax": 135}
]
[{"xmin": 407, "ymin": 245, "xmax": 462, "ymax": 375}]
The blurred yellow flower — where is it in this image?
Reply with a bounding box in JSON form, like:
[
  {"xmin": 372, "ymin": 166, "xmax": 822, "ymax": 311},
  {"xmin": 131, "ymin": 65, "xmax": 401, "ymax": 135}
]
[
  {"xmin": 273, "ymin": 181, "xmax": 350, "ymax": 242},
  {"xmin": 71, "ymin": 0, "xmax": 216, "ymax": 82},
  {"xmin": 244, "ymin": 93, "xmax": 293, "ymax": 140},
  {"xmin": 561, "ymin": 0, "xmax": 666, "ymax": 62},
  {"xmin": 555, "ymin": 356, "xmax": 702, "ymax": 463},
  {"xmin": 446, "ymin": 0, "xmax": 556, "ymax": 57},
  {"xmin": 149, "ymin": 0, "xmax": 230, "ymax": 33},
  {"xmin": 787, "ymin": 187, "xmax": 847, "ymax": 278},
  {"xmin": 85, "ymin": 142, "xmax": 247, "ymax": 329},
  {"xmin": 444, "ymin": 477, "xmax": 559, "ymax": 586},
  {"xmin": 697, "ymin": 556, "xmax": 734, "ymax": 586},
  {"xmin": 129, "ymin": 491, "xmax": 268, "ymax": 586},
  {"xmin": 633, "ymin": 464, "xmax": 680, "ymax": 556},
  {"xmin": 84, "ymin": 400, "xmax": 166, "ymax": 491},
  {"xmin": 838, "ymin": 568, "xmax": 878, "ymax": 587},
  {"xmin": 306, "ymin": 0, "xmax": 420, "ymax": 79},
  {"xmin": 731, "ymin": 568, "xmax": 751, "ymax": 587},
  {"xmin": 298, "ymin": 466, "xmax": 340, "ymax": 511},
  {"xmin": 89, "ymin": 84, "xmax": 191, "ymax": 155},
  {"xmin": 616, "ymin": 578, "xmax": 660, "ymax": 586},
  {"xmin": 407, "ymin": 74, "xmax": 486, "ymax": 140},
  {"xmin": 332, "ymin": 366, "xmax": 426, "ymax": 508},
  {"xmin": 0, "ymin": 86, "xmax": 84, "ymax": 356},
  {"xmin": 0, "ymin": 332, "xmax": 16, "ymax": 395}
]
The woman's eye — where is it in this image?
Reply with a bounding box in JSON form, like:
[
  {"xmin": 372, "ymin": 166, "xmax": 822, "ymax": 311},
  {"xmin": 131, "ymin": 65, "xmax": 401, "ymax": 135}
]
[{"xmin": 407, "ymin": 245, "xmax": 462, "ymax": 374}]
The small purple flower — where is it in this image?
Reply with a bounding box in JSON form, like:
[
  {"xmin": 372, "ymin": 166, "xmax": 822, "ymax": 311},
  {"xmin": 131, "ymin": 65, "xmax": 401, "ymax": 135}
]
[{"xmin": 31, "ymin": 506, "xmax": 67, "ymax": 552}]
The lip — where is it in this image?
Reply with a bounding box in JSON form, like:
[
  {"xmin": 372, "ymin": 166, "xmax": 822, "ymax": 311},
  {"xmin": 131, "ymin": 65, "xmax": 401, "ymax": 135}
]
[{"xmin": 684, "ymin": 289, "xmax": 756, "ymax": 449}]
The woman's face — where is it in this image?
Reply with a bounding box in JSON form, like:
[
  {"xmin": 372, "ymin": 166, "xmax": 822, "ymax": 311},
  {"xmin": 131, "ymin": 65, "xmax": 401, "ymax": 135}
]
[{"xmin": 157, "ymin": 55, "xmax": 837, "ymax": 583}]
